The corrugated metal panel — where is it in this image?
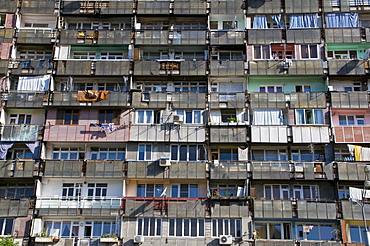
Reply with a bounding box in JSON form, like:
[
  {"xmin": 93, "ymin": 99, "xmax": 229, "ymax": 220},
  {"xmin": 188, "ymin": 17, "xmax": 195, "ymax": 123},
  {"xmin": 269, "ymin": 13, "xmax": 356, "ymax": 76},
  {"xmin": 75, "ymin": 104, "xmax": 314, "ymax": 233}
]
[
  {"xmin": 250, "ymin": 92, "xmax": 286, "ymax": 108},
  {"xmin": 44, "ymin": 160, "xmax": 83, "ymax": 177},
  {"xmin": 292, "ymin": 126, "xmax": 330, "ymax": 143},
  {"xmin": 288, "ymin": 60, "xmax": 324, "ymax": 75},
  {"xmin": 249, "ymin": 60, "xmax": 284, "ymax": 75},
  {"xmin": 210, "ymin": 31, "xmax": 245, "ymax": 45},
  {"xmin": 325, "ymin": 28, "xmax": 361, "ymax": 43},
  {"xmin": 210, "ymin": 60, "xmax": 245, "ymax": 76},
  {"xmin": 251, "ymin": 126, "xmax": 288, "ymax": 143},
  {"xmin": 248, "ymin": 30, "xmax": 282, "ymax": 45},
  {"xmin": 328, "ymin": 60, "xmax": 365, "ymax": 75},
  {"xmin": 331, "ymin": 92, "xmax": 369, "ymax": 108},
  {"xmin": 289, "ymin": 92, "xmax": 326, "ymax": 108},
  {"xmin": 247, "ymin": 0, "xmax": 281, "ymax": 14},
  {"xmin": 173, "ymin": 0, "xmax": 207, "ymax": 14}
]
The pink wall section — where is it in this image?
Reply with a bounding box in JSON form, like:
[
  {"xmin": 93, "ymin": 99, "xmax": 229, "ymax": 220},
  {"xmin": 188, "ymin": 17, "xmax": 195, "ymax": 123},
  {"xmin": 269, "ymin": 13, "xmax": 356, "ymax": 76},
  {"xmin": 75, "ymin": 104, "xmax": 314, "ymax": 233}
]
[
  {"xmin": 0, "ymin": 43, "xmax": 12, "ymax": 59},
  {"xmin": 331, "ymin": 109, "xmax": 370, "ymax": 125},
  {"xmin": 5, "ymin": 14, "xmax": 15, "ymax": 28}
]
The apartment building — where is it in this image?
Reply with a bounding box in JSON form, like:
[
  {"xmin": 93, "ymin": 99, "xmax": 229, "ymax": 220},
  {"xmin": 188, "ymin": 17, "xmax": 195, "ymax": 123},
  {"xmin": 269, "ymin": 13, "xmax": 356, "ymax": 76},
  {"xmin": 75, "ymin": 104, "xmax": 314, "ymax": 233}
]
[{"xmin": 0, "ymin": 0, "xmax": 370, "ymax": 245}]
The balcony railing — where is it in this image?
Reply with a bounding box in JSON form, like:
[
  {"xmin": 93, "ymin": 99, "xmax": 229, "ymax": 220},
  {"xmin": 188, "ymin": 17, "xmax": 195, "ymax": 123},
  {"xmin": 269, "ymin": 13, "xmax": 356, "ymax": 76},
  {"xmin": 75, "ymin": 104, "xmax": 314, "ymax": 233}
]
[
  {"xmin": 248, "ymin": 60, "xmax": 285, "ymax": 75},
  {"xmin": 288, "ymin": 60, "xmax": 324, "ymax": 75},
  {"xmin": 60, "ymin": 30, "xmax": 131, "ymax": 45},
  {"xmin": 252, "ymin": 162, "xmax": 291, "ymax": 179},
  {"xmin": 135, "ymin": 30, "xmax": 169, "ymax": 45},
  {"xmin": 337, "ymin": 162, "xmax": 368, "ymax": 180},
  {"xmin": 0, "ymin": 160, "xmax": 40, "ymax": 178},
  {"xmin": 171, "ymin": 92, "xmax": 207, "ymax": 109},
  {"xmin": 331, "ymin": 91, "xmax": 369, "ymax": 108},
  {"xmin": 16, "ymin": 29, "xmax": 56, "ymax": 44},
  {"xmin": 296, "ymin": 200, "xmax": 337, "ymax": 219},
  {"xmin": 0, "ymin": 28, "xmax": 16, "ymax": 43},
  {"xmin": 210, "ymin": 0, "xmax": 244, "ymax": 14},
  {"xmin": 291, "ymin": 126, "xmax": 330, "ymax": 143},
  {"xmin": 0, "ymin": 198, "xmax": 30, "ymax": 217},
  {"xmin": 210, "ymin": 31, "xmax": 245, "ymax": 45},
  {"xmin": 255, "ymin": 240, "xmax": 295, "ymax": 246},
  {"xmin": 253, "ymin": 200, "xmax": 293, "ymax": 218},
  {"xmin": 6, "ymin": 91, "xmax": 47, "ymax": 108},
  {"xmin": 133, "ymin": 60, "xmax": 206, "ymax": 76},
  {"xmin": 62, "ymin": 0, "xmax": 135, "ymax": 14},
  {"xmin": 325, "ymin": 28, "xmax": 362, "ymax": 43},
  {"xmin": 55, "ymin": 60, "xmax": 130, "ymax": 76},
  {"xmin": 173, "ymin": 0, "xmax": 207, "ymax": 14},
  {"xmin": 1, "ymin": 124, "xmax": 41, "ymax": 142},
  {"xmin": 248, "ymin": 29, "xmax": 283, "ymax": 44},
  {"xmin": 209, "ymin": 127, "xmax": 247, "ymax": 143},
  {"xmin": 209, "ymin": 161, "xmax": 248, "ymax": 179},
  {"xmin": 9, "ymin": 59, "xmax": 53, "ymax": 75},
  {"xmin": 249, "ymin": 92, "xmax": 286, "ymax": 109},
  {"xmin": 210, "ymin": 60, "xmax": 245, "ymax": 76},
  {"xmin": 341, "ymin": 200, "xmax": 370, "ymax": 220},
  {"xmin": 209, "ymin": 92, "xmax": 246, "ymax": 109},
  {"xmin": 0, "ymin": 0, "xmax": 17, "ymax": 12},
  {"xmin": 136, "ymin": 1, "xmax": 170, "ymax": 14},
  {"xmin": 251, "ymin": 126, "xmax": 288, "ymax": 143},
  {"xmin": 286, "ymin": 29, "xmax": 321, "ymax": 43},
  {"xmin": 293, "ymin": 162, "xmax": 331, "ymax": 180},
  {"xmin": 43, "ymin": 160, "xmax": 83, "ymax": 177},
  {"xmin": 211, "ymin": 200, "xmax": 248, "ymax": 217},
  {"xmin": 85, "ymin": 160, "xmax": 124, "ymax": 178},
  {"xmin": 333, "ymin": 126, "xmax": 370, "ymax": 143},
  {"xmin": 20, "ymin": 0, "xmax": 57, "ymax": 13},
  {"xmin": 289, "ymin": 92, "xmax": 327, "ymax": 109},
  {"xmin": 247, "ymin": 0, "xmax": 281, "ymax": 14},
  {"xmin": 170, "ymin": 30, "xmax": 207, "ymax": 45},
  {"xmin": 328, "ymin": 59, "xmax": 366, "ymax": 75},
  {"xmin": 285, "ymin": 0, "xmax": 319, "ymax": 13}
]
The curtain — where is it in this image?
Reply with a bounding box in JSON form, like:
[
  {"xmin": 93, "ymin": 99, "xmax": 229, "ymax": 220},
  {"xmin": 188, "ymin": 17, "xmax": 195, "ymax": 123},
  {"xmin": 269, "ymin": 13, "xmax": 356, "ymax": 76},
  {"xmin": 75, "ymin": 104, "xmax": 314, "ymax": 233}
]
[
  {"xmin": 210, "ymin": 110, "xmax": 221, "ymax": 124},
  {"xmin": 325, "ymin": 13, "xmax": 359, "ymax": 28},
  {"xmin": 290, "ymin": 14, "xmax": 322, "ymax": 28},
  {"xmin": 238, "ymin": 147, "xmax": 248, "ymax": 161},
  {"xmin": 253, "ymin": 15, "xmax": 268, "ymax": 29},
  {"xmin": 253, "ymin": 109, "xmax": 283, "ymax": 125},
  {"xmin": 25, "ymin": 142, "xmax": 41, "ymax": 159},
  {"xmin": 17, "ymin": 75, "xmax": 50, "ymax": 91},
  {"xmin": 0, "ymin": 142, "xmax": 14, "ymax": 159},
  {"xmin": 271, "ymin": 14, "xmax": 282, "ymax": 28}
]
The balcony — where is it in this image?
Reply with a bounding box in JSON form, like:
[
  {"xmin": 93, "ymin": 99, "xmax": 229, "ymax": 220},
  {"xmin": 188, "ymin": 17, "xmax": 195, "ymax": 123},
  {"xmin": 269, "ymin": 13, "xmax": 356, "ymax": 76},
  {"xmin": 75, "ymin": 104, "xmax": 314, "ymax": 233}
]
[
  {"xmin": 286, "ymin": 29, "xmax": 321, "ymax": 43},
  {"xmin": 209, "ymin": 161, "xmax": 248, "ymax": 179},
  {"xmin": 291, "ymin": 126, "xmax": 330, "ymax": 143},
  {"xmin": 285, "ymin": 0, "xmax": 319, "ymax": 13},
  {"xmin": 0, "ymin": 0, "xmax": 17, "ymax": 12},
  {"xmin": 210, "ymin": 60, "xmax": 245, "ymax": 76},
  {"xmin": 337, "ymin": 162, "xmax": 368, "ymax": 180},
  {"xmin": 20, "ymin": 0, "xmax": 57, "ymax": 13},
  {"xmin": 247, "ymin": 0, "xmax": 281, "ymax": 14},
  {"xmin": 0, "ymin": 160, "xmax": 40, "ymax": 178},
  {"xmin": 253, "ymin": 200, "xmax": 293, "ymax": 218},
  {"xmin": 341, "ymin": 200, "xmax": 370, "ymax": 220},
  {"xmin": 248, "ymin": 30, "xmax": 283, "ymax": 44},
  {"xmin": 171, "ymin": 92, "xmax": 206, "ymax": 109},
  {"xmin": 209, "ymin": 92, "xmax": 246, "ymax": 109},
  {"xmin": 250, "ymin": 93, "xmax": 286, "ymax": 109},
  {"xmin": 296, "ymin": 200, "xmax": 337, "ymax": 219},
  {"xmin": 85, "ymin": 160, "xmax": 124, "ymax": 178},
  {"xmin": 252, "ymin": 162, "xmax": 290, "ymax": 179},
  {"xmin": 134, "ymin": 60, "xmax": 207, "ymax": 76},
  {"xmin": 0, "ymin": 29, "xmax": 15, "ymax": 43},
  {"xmin": 98, "ymin": 30, "xmax": 132, "ymax": 45},
  {"xmin": 126, "ymin": 161, "xmax": 206, "ymax": 179},
  {"xmin": 0, "ymin": 199, "xmax": 30, "ymax": 217},
  {"xmin": 62, "ymin": 0, "xmax": 135, "ymax": 15},
  {"xmin": 251, "ymin": 126, "xmax": 288, "ymax": 143},
  {"xmin": 50, "ymin": 91, "xmax": 129, "ymax": 107},
  {"xmin": 43, "ymin": 160, "xmax": 83, "ymax": 178},
  {"xmin": 136, "ymin": 1, "xmax": 170, "ymax": 14},
  {"xmin": 325, "ymin": 28, "xmax": 361, "ymax": 43},
  {"xmin": 288, "ymin": 60, "xmax": 324, "ymax": 75},
  {"xmin": 60, "ymin": 30, "xmax": 132, "ymax": 45},
  {"xmin": 36, "ymin": 197, "xmax": 121, "ymax": 216},
  {"xmin": 56, "ymin": 60, "xmax": 92, "ymax": 75},
  {"xmin": 293, "ymin": 162, "xmax": 333, "ymax": 180},
  {"xmin": 331, "ymin": 91, "xmax": 369, "ymax": 108},
  {"xmin": 131, "ymin": 92, "xmax": 167, "ymax": 108},
  {"xmin": 171, "ymin": 30, "xmax": 207, "ymax": 45},
  {"xmin": 95, "ymin": 61, "xmax": 130, "ymax": 75},
  {"xmin": 173, "ymin": 0, "xmax": 207, "ymax": 14},
  {"xmin": 0, "ymin": 60, "xmax": 9, "ymax": 74},
  {"xmin": 209, "ymin": 127, "xmax": 247, "ymax": 143},
  {"xmin": 9, "ymin": 59, "xmax": 53, "ymax": 75},
  {"xmin": 255, "ymin": 240, "xmax": 295, "ymax": 246},
  {"xmin": 328, "ymin": 59, "xmax": 366, "ymax": 75},
  {"xmin": 210, "ymin": 0, "xmax": 244, "ymax": 14},
  {"xmin": 43, "ymin": 125, "xmax": 129, "ymax": 142},
  {"xmin": 289, "ymin": 92, "xmax": 326, "ymax": 109},
  {"xmin": 60, "ymin": 30, "xmax": 97, "ymax": 44},
  {"xmin": 1, "ymin": 124, "xmax": 41, "ymax": 142},
  {"xmin": 211, "ymin": 200, "xmax": 248, "ymax": 217},
  {"xmin": 56, "ymin": 60, "xmax": 130, "ymax": 76},
  {"xmin": 248, "ymin": 60, "xmax": 284, "ymax": 75},
  {"xmin": 16, "ymin": 29, "xmax": 55, "ymax": 44},
  {"xmin": 135, "ymin": 30, "xmax": 168, "ymax": 45},
  {"xmin": 130, "ymin": 124, "xmax": 206, "ymax": 142},
  {"xmin": 210, "ymin": 31, "xmax": 245, "ymax": 45},
  {"xmin": 333, "ymin": 126, "xmax": 370, "ymax": 143}
]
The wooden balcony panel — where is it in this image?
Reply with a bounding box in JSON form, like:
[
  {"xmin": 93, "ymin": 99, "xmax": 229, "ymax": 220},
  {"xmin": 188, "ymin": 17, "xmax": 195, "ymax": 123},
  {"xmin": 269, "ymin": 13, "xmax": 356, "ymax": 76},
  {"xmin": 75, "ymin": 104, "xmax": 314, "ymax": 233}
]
[
  {"xmin": 210, "ymin": 1, "xmax": 244, "ymax": 14},
  {"xmin": 0, "ymin": 160, "xmax": 38, "ymax": 178},
  {"xmin": 210, "ymin": 31, "xmax": 245, "ymax": 45},
  {"xmin": 210, "ymin": 60, "xmax": 245, "ymax": 76},
  {"xmin": 0, "ymin": 29, "xmax": 16, "ymax": 43},
  {"xmin": 17, "ymin": 29, "xmax": 55, "ymax": 44},
  {"xmin": 210, "ymin": 127, "xmax": 247, "ymax": 143},
  {"xmin": 136, "ymin": 1, "xmax": 170, "ymax": 14},
  {"xmin": 44, "ymin": 125, "xmax": 129, "ymax": 142},
  {"xmin": 328, "ymin": 59, "xmax": 366, "ymax": 75},
  {"xmin": 10, "ymin": 59, "xmax": 53, "ymax": 75},
  {"xmin": 292, "ymin": 126, "xmax": 330, "ymax": 143},
  {"xmin": 59, "ymin": 30, "xmax": 96, "ymax": 44},
  {"xmin": 248, "ymin": 30, "xmax": 282, "ymax": 45},
  {"xmin": 172, "ymin": 31, "xmax": 207, "ymax": 45},
  {"xmin": 97, "ymin": 30, "xmax": 132, "ymax": 45},
  {"xmin": 253, "ymin": 200, "xmax": 292, "ymax": 218},
  {"xmin": 131, "ymin": 92, "xmax": 167, "ymax": 109},
  {"xmin": 337, "ymin": 162, "xmax": 368, "ymax": 180},
  {"xmin": 251, "ymin": 126, "xmax": 288, "ymax": 143},
  {"xmin": 252, "ymin": 162, "xmax": 290, "ymax": 179},
  {"xmin": 95, "ymin": 61, "xmax": 130, "ymax": 76},
  {"xmin": 333, "ymin": 126, "xmax": 370, "ymax": 143},
  {"xmin": 85, "ymin": 160, "xmax": 124, "ymax": 178},
  {"xmin": 285, "ymin": 0, "xmax": 319, "ymax": 13},
  {"xmin": 0, "ymin": 0, "xmax": 17, "ymax": 12},
  {"xmin": 297, "ymin": 200, "xmax": 337, "ymax": 219},
  {"xmin": 331, "ymin": 92, "xmax": 369, "ymax": 108},
  {"xmin": 43, "ymin": 160, "xmax": 83, "ymax": 177},
  {"xmin": 286, "ymin": 29, "xmax": 321, "ymax": 43},
  {"xmin": 249, "ymin": 92, "xmax": 286, "ymax": 109},
  {"xmin": 288, "ymin": 60, "xmax": 324, "ymax": 75},
  {"xmin": 209, "ymin": 92, "xmax": 245, "ymax": 109},
  {"xmin": 210, "ymin": 161, "xmax": 248, "ymax": 179},
  {"xmin": 247, "ymin": 0, "xmax": 281, "ymax": 14},
  {"xmin": 0, "ymin": 60, "xmax": 9, "ymax": 74},
  {"xmin": 1, "ymin": 125, "xmax": 40, "ymax": 142},
  {"xmin": 248, "ymin": 60, "xmax": 284, "ymax": 75},
  {"xmin": 341, "ymin": 200, "xmax": 370, "ymax": 220},
  {"xmin": 325, "ymin": 28, "xmax": 361, "ymax": 43},
  {"xmin": 171, "ymin": 92, "xmax": 206, "ymax": 109},
  {"xmin": 173, "ymin": 1, "xmax": 207, "ymax": 14},
  {"xmin": 129, "ymin": 124, "xmax": 206, "ymax": 142},
  {"xmin": 20, "ymin": 0, "xmax": 56, "ymax": 13},
  {"xmin": 0, "ymin": 199, "xmax": 29, "ymax": 217},
  {"xmin": 56, "ymin": 60, "xmax": 92, "ymax": 75}
]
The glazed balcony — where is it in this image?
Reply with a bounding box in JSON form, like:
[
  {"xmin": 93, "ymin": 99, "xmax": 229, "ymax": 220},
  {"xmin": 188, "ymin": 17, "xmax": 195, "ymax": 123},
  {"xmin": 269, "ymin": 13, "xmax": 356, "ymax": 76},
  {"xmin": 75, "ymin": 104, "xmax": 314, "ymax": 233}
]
[
  {"xmin": 9, "ymin": 59, "xmax": 53, "ymax": 75},
  {"xmin": 293, "ymin": 162, "xmax": 333, "ymax": 180},
  {"xmin": 328, "ymin": 59, "xmax": 366, "ymax": 75},
  {"xmin": 337, "ymin": 162, "xmax": 368, "ymax": 180},
  {"xmin": 333, "ymin": 126, "xmax": 370, "ymax": 143},
  {"xmin": 331, "ymin": 91, "xmax": 369, "ymax": 108},
  {"xmin": 43, "ymin": 160, "xmax": 83, "ymax": 178},
  {"xmin": 325, "ymin": 28, "xmax": 361, "ymax": 43},
  {"xmin": 296, "ymin": 200, "xmax": 337, "ymax": 219},
  {"xmin": 251, "ymin": 162, "xmax": 291, "ymax": 179},
  {"xmin": 286, "ymin": 29, "xmax": 321, "ymax": 43},
  {"xmin": 55, "ymin": 60, "xmax": 130, "ymax": 76},
  {"xmin": 248, "ymin": 60, "xmax": 324, "ymax": 75},
  {"xmin": 136, "ymin": 0, "xmax": 170, "ymax": 14},
  {"xmin": 0, "ymin": 60, "xmax": 9, "ymax": 74},
  {"xmin": 173, "ymin": 0, "xmax": 207, "ymax": 14},
  {"xmin": 209, "ymin": 92, "xmax": 246, "ymax": 109},
  {"xmin": 341, "ymin": 200, "xmax": 370, "ymax": 220},
  {"xmin": 0, "ymin": 160, "xmax": 40, "ymax": 178},
  {"xmin": 43, "ymin": 124, "xmax": 129, "ymax": 142},
  {"xmin": 253, "ymin": 200, "xmax": 293, "ymax": 218},
  {"xmin": 50, "ymin": 91, "xmax": 129, "ymax": 107},
  {"xmin": 0, "ymin": 198, "xmax": 30, "ymax": 217},
  {"xmin": 210, "ymin": 0, "xmax": 244, "ymax": 14},
  {"xmin": 209, "ymin": 161, "xmax": 248, "ymax": 179},
  {"xmin": 251, "ymin": 126, "xmax": 288, "ymax": 143},
  {"xmin": 249, "ymin": 92, "xmax": 286, "ymax": 109},
  {"xmin": 126, "ymin": 161, "xmax": 206, "ymax": 179},
  {"xmin": 210, "ymin": 200, "xmax": 248, "ymax": 217},
  {"xmin": 36, "ymin": 197, "xmax": 121, "ymax": 216},
  {"xmin": 247, "ymin": 0, "xmax": 281, "ymax": 14},
  {"xmin": 20, "ymin": 0, "xmax": 57, "ymax": 14},
  {"xmin": 0, "ymin": 0, "xmax": 17, "ymax": 13},
  {"xmin": 16, "ymin": 29, "xmax": 56, "ymax": 44},
  {"xmin": 289, "ymin": 92, "xmax": 327, "ymax": 109},
  {"xmin": 209, "ymin": 60, "xmax": 245, "ymax": 76},
  {"xmin": 134, "ymin": 60, "xmax": 207, "ymax": 76},
  {"xmin": 129, "ymin": 124, "xmax": 206, "ymax": 142},
  {"xmin": 60, "ymin": 30, "xmax": 132, "ymax": 45},
  {"xmin": 209, "ymin": 127, "xmax": 247, "ymax": 143},
  {"xmin": 248, "ymin": 29, "xmax": 283, "ymax": 44},
  {"xmin": 123, "ymin": 197, "xmax": 207, "ymax": 217},
  {"xmin": 0, "ymin": 29, "xmax": 16, "ymax": 43},
  {"xmin": 1, "ymin": 124, "xmax": 42, "ymax": 142},
  {"xmin": 209, "ymin": 31, "xmax": 245, "ymax": 45},
  {"xmin": 61, "ymin": 0, "xmax": 134, "ymax": 14},
  {"xmin": 291, "ymin": 126, "xmax": 330, "ymax": 143}
]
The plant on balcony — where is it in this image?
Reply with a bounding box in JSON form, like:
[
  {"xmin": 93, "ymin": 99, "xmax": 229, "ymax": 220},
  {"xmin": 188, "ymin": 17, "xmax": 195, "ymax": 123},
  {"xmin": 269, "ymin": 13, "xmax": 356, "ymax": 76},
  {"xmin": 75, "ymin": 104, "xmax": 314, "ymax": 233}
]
[
  {"xmin": 227, "ymin": 117, "xmax": 238, "ymax": 123},
  {"xmin": 35, "ymin": 228, "xmax": 53, "ymax": 243},
  {"xmin": 100, "ymin": 234, "xmax": 118, "ymax": 243},
  {"xmin": 0, "ymin": 237, "xmax": 19, "ymax": 246}
]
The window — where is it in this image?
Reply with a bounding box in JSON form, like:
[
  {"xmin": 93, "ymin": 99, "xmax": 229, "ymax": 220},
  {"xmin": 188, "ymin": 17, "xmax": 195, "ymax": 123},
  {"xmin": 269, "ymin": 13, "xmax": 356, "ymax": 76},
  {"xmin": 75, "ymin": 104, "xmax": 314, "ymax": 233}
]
[
  {"xmin": 62, "ymin": 183, "xmax": 82, "ymax": 197},
  {"xmin": 210, "ymin": 184, "xmax": 241, "ymax": 197},
  {"xmin": 174, "ymin": 22, "xmax": 207, "ymax": 30},
  {"xmin": 20, "ymin": 50, "xmax": 53, "ymax": 59},
  {"xmin": 72, "ymin": 51, "xmax": 96, "ymax": 59},
  {"xmin": 291, "ymin": 149, "xmax": 323, "ymax": 162},
  {"xmin": 169, "ymin": 219, "xmax": 204, "ymax": 237},
  {"xmin": 87, "ymin": 183, "xmax": 107, "ymax": 197},
  {"xmin": 344, "ymin": 82, "xmax": 362, "ymax": 91},
  {"xmin": 138, "ymin": 144, "xmax": 152, "ymax": 161},
  {"xmin": 293, "ymin": 185, "xmax": 319, "ymax": 199},
  {"xmin": 259, "ymin": 86, "xmax": 283, "ymax": 93},
  {"xmin": 137, "ymin": 184, "xmax": 164, "ymax": 197},
  {"xmin": 0, "ymin": 218, "xmax": 14, "ymax": 236},
  {"xmin": 0, "ymin": 14, "xmax": 5, "ymax": 26},
  {"xmin": 338, "ymin": 185, "xmax": 351, "ymax": 199},
  {"xmin": 7, "ymin": 148, "xmax": 33, "ymax": 160},
  {"xmin": 90, "ymin": 147, "xmax": 125, "ymax": 160},
  {"xmin": 301, "ymin": 45, "xmax": 318, "ymax": 59},
  {"xmin": 254, "ymin": 222, "xmax": 291, "ymax": 239},
  {"xmin": 295, "ymin": 109, "xmax": 323, "ymax": 124},
  {"xmin": 222, "ymin": 21, "xmax": 237, "ymax": 29},
  {"xmin": 9, "ymin": 114, "xmax": 32, "ymax": 124},
  {"xmin": 350, "ymin": 225, "xmax": 367, "ymax": 243},
  {"xmin": 68, "ymin": 21, "xmax": 130, "ymax": 30},
  {"xmin": 137, "ymin": 218, "xmax": 161, "ymax": 236},
  {"xmin": 136, "ymin": 110, "xmax": 153, "ymax": 124},
  {"xmin": 0, "ymin": 183, "xmax": 34, "ymax": 198},
  {"xmin": 271, "ymin": 44, "xmax": 294, "ymax": 59},
  {"xmin": 44, "ymin": 221, "xmax": 116, "ymax": 238},
  {"xmin": 174, "ymin": 52, "xmax": 204, "ymax": 60},
  {"xmin": 57, "ymin": 109, "xmax": 79, "ymax": 125},
  {"xmin": 99, "ymin": 110, "xmax": 120, "ymax": 124},
  {"xmin": 53, "ymin": 147, "xmax": 81, "ymax": 160},
  {"xmin": 210, "ymin": 21, "xmax": 218, "ymax": 29},
  {"xmin": 86, "ymin": 221, "xmax": 117, "ymax": 237},
  {"xmin": 24, "ymin": 23, "xmax": 49, "ymax": 28},
  {"xmin": 221, "ymin": 110, "xmax": 237, "ymax": 123},
  {"xmin": 339, "ymin": 115, "xmax": 365, "ymax": 125},
  {"xmin": 264, "ymin": 185, "xmax": 290, "ymax": 199},
  {"xmin": 170, "ymin": 145, "xmax": 206, "ymax": 161},
  {"xmin": 100, "ymin": 51, "xmax": 125, "ymax": 59},
  {"xmin": 253, "ymin": 45, "xmax": 270, "ymax": 59},
  {"xmin": 297, "ymin": 224, "xmax": 335, "ymax": 240},
  {"xmin": 334, "ymin": 148, "xmax": 352, "ymax": 161},
  {"xmin": 214, "ymin": 148, "xmax": 238, "ymax": 161},
  {"xmin": 252, "ymin": 149, "xmax": 287, "ymax": 161},
  {"xmin": 173, "ymin": 82, "xmax": 206, "ymax": 92},
  {"xmin": 295, "ymin": 85, "xmax": 311, "ymax": 92},
  {"xmin": 171, "ymin": 184, "xmax": 198, "ymax": 198},
  {"xmin": 327, "ymin": 50, "xmax": 357, "ymax": 59},
  {"xmin": 175, "ymin": 110, "xmax": 202, "ymax": 124},
  {"xmin": 212, "ymin": 219, "xmax": 242, "ymax": 238},
  {"xmin": 217, "ymin": 51, "xmax": 243, "ymax": 60}
]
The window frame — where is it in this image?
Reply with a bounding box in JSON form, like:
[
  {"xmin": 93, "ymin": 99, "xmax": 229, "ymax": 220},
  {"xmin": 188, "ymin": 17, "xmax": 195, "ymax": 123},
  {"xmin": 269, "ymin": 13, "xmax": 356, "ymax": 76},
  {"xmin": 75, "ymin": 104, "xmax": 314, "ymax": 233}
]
[
  {"xmin": 295, "ymin": 85, "xmax": 312, "ymax": 92},
  {"xmin": 138, "ymin": 144, "xmax": 152, "ymax": 161},
  {"xmin": 295, "ymin": 109, "xmax": 323, "ymax": 125},
  {"xmin": 52, "ymin": 147, "xmax": 81, "ymax": 160},
  {"xmin": 9, "ymin": 114, "xmax": 32, "ymax": 124},
  {"xmin": 90, "ymin": 147, "xmax": 125, "ymax": 160},
  {"xmin": 251, "ymin": 149, "xmax": 287, "ymax": 161},
  {"xmin": 137, "ymin": 218, "xmax": 162, "ymax": 237},
  {"xmin": 168, "ymin": 218, "xmax": 205, "ymax": 237},
  {"xmin": 259, "ymin": 85, "xmax": 283, "ymax": 93},
  {"xmin": 136, "ymin": 184, "xmax": 164, "ymax": 197},
  {"xmin": 211, "ymin": 219, "xmax": 242, "ymax": 238},
  {"xmin": 170, "ymin": 145, "xmax": 206, "ymax": 162},
  {"xmin": 62, "ymin": 183, "xmax": 82, "ymax": 198},
  {"xmin": 170, "ymin": 184, "xmax": 199, "ymax": 198},
  {"xmin": 296, "ymin": 224, "xmax": 335, "ymax": 240},
  {"xmin": 300, "ymin": 44, "xmax": 319, "ymax": 59},
  {"xmin": 339, "ymin": 115, "xmax": 365, "ymax": 125},
  {"xmin": 136, "ymin": 110, "xmax": 154, "ymax": 124},
  {"xmin": 293, "ymin": 185, "xmax": 320, "ymax": 200},
  {"xmin": 254, "ymin": 222, "xmax": 292, "ymax": 239},
  {"xmin": 87, "ymin": 183, "xmax": 108, "ymax": 198},
  {"xmin": 175, "ymin": 110, "xmax": 203, "ymax": 124},
  {"xmin": 263, "ymin": 184, "xmax": 290, "ymax": 199},
  {"xmin": 0, "ymin": 218, "xmax": 14, "ymax": 236}
]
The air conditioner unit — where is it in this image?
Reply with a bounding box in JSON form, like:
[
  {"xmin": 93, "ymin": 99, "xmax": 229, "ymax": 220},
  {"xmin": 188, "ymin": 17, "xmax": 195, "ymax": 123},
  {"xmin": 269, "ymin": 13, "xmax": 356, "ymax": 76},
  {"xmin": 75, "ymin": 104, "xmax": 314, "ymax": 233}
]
[
  {"xmin": 159, "ymin": 156, "xmax": 171, "ymax": 167},
  {"xmin": 173, "ymin": 114, "xmax": 183, "ymax": 124},
  {"xmin": 133, "ymin": 235, "xmax": 144, "ymax": 243},
  {"xmin": 219, "ymin": 235, "xmax": 233, "ymax": 245}
]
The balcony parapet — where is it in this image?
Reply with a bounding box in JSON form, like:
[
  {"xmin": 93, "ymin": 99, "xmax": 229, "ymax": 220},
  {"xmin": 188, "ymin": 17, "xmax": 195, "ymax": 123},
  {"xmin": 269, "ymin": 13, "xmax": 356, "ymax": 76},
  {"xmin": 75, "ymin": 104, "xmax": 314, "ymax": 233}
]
[
  {"xmin": 209, "ymin": 92, "xmax": 246, "ymax": 109},
  {"xmin": 209, "ymin": 161, "xmax": 248, "ymax": 179},
  {"xmin": 61, "ymin": 0, "xmax": 135, "ymax": 15},
  {"xmin": 1, "ymin": 124, "xmax": 42, "ymax": 142},
  {"xmin": 0, "ymin": 198, "xmax": 30, "ymax": 217},
  {"xmin": 9, "ymin": 59, "xmax": 53, "ymax": 75},
  {"xmin": 331, "ymin": 91, "xmax": 369, "ymax": 108},
  {"xmin": 333, "ymin": 125, "xmax": 370, "ymax": 143},
  {"xmin": 5, "ymin": 91, "xmax": 47, "ymax": 108},
  {"xmin": 209, "ymin": 31, "xmax": 245, "ymax": 45},
  {"xmin": 16, "ymin": 29, "xmax": 56, "ymax": 44},
  {"xmin": 0, "ymin": 160, "xmax": 41, "ymax": 178},
  {"xmin": 328, "ymin": 59, "xmax": 366, "ymax": 75}
]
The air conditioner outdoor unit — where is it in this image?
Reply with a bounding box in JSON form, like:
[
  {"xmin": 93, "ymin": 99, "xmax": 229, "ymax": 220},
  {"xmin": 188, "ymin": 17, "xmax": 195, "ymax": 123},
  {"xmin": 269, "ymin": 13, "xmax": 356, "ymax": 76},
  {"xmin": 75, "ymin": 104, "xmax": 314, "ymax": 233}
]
[
  {"xmin": 173, "ymin": 114, "xmax": 183, "ymax": 124},
  {"xmin": 219, "ymin": 235, "xmax": 233, "ymax": 245},
  {"xmin": 133, "ymin": 235, "xmax": 144, "ymax": 243},
  {"xmin": 159, "ymin": 156, "xmax": 171, "ymax": 167}
]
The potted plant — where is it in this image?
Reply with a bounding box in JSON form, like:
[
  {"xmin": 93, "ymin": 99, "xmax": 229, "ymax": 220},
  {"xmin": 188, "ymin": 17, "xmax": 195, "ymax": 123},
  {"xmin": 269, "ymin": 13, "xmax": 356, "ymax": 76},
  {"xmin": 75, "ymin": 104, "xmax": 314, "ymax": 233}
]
[
  {"xmin": 100, "ymin": 234, "xmax": 118, "ymax": 243},
  {"xmin": 227, "ymin": 117, "xmax": 237, "ymax": 123},
  {"xmin": 35, "ymin": 228, "xmax": 53, "ymax": 243}
]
